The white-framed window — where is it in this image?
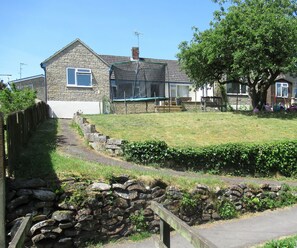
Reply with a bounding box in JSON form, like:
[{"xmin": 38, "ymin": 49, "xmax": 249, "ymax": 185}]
[
  {"xmin": 170, "ymin": 84, "xmax": 189, "ymax": 97},
  {"xmin": 66, "ymin": 68, "xmax": 92, "ymax": 87},
  {"xmin": 294, "ymin": 88, "xmax": 297, "ymax": 98},
  {"xmin": 276, "ymin": 82, "xmax": 288, "ymax": 98},
  {"xmin": 226, "ymin": 82, "xmax": 247, "ymax": 95}
]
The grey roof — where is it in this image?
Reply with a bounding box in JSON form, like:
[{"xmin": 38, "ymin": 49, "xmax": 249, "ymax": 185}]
[
  {"xmin": 10, "ymin": 74, "xmax": 44, "ymax": 84},
  {"xmin": 100, "ymin": 55, "xmax": 190, "ymax": 83},
  {"xmin": 41, "ymin": 38, "xmax": 190, "ymax": 83}
]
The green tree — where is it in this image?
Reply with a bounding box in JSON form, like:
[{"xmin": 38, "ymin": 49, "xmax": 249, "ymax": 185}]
[
  {"xmin": 177, "ymin": 0, "xmax": 297, "ymax": 109},
  {"xmin": 0, "ymin": 83, "xmax": 36, "ymax": 116}
]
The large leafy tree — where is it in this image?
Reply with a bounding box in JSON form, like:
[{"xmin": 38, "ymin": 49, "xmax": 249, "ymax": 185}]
[{"xmin": 177, "ymin": 0, "xmax": 297, "ymax": 109}]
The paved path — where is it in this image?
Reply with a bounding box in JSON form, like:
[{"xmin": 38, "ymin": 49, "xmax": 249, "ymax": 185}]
[{"xmin": 103, "ymin": 205, "xmax": 297, "ymax": 248}]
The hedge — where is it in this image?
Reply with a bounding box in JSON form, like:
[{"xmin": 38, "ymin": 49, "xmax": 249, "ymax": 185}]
[{"xmin": 122, "ymin": 140, "xmax": 297, "ymax": 177}]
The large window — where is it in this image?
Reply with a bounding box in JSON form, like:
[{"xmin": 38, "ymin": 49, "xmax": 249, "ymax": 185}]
[
  {"xmin": 276, "ymin": 82, "xmax": 288, "ymax": 98},
  {"xmin": 67, "ymin": 68, "xmax": 92, "ymax": 87},
  {"xmin": 170, "ymin": 84, "xmax": 190, "ymax": 97},
  {"xmin": 226, "ymin": 82, "xmax": 247, "ymax": 94}
]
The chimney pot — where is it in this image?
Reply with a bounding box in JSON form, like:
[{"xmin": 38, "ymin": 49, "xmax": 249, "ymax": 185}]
[{"xmin": 132, "ymin": 47, "xmax": 139, "ymax": 60}]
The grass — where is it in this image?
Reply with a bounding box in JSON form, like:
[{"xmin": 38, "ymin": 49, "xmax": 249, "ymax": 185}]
[
  {"xmin": 16, "ymin": 119, "xmax": 225, "ymax": 190},
  {"xmin": 84, "ymin": 112, "xmax": 297, "ymax": 148},
  {"xmin": 257, "ymin": 234, "xmax": 297, "ymax": 248},
  {"xmin": 129, "ymin": 231, "xmax": 151, "ymax": 242}
]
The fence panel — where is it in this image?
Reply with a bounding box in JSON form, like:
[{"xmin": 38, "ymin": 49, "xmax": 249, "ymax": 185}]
[
  {"xmin": 6, "ymin": 101, "xmax": 49, "ymax": 176},
  {"xmin": 0, "ymin": 114, "xmax": 6, "ymax": 247}
]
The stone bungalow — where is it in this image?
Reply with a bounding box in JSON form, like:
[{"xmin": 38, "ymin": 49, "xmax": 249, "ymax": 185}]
[
  {"xmin": 18, "ymin": 38, "xmax": 295, "ymax": 117},
  {"xmin": 40, "ymin": 38, "xmax": 213, "ymax": 118},
  {"xmin": 10, "ymin": 74, "xmax": 46, "ymax": 102}
]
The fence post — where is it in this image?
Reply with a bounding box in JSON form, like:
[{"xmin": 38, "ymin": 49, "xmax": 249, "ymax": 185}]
[
  {"xmin": 0, "ymin": 114, "xmax": 6, "ymax": 247},
  {"xmin": 160, "ymin": 218, "xmax": 170, "ymax": 248}
]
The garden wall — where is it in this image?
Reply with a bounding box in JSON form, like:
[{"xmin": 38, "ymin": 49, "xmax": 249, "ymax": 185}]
[
  {"xmin": 73, "ymin": 113, "xmax": 124, "ymax": 156},
  {"xmin": 112, "ymin": 101, "xmax": 156, "ymax": 114},
  {"xmin": 6, "ymin": 176, "xmax": 291, "ymax": 248}
]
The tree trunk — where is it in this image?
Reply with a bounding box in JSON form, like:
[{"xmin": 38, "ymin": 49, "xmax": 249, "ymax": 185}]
[{"xmin": 249, "ymin": 85, "xmax": 268, "ymax": 110}]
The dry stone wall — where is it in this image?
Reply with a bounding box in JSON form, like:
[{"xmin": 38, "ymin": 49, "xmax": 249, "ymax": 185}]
[
  {"xmin": 73, "ymin": 113, "xmax": 123, "ymax": 156},
  {"xmin": 6, "ymin": 176, "xmax": 287, "ymax": 248}
]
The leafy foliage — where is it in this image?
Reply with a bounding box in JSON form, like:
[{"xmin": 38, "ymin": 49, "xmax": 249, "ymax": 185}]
[
  {"xmin": 122, "ymin": 140, "xmax": 297, "ymax": 177},
  {"xmin": 130, "ymin": 209, "xmax": 148, "ymax": 232},
  {"xmin": 217, "ymin": 199, "xmax": 238, "ymax": 219},
  {"xmin": 122, "ymin": 140, "xmax": 168, "ymax": 165},
  {"xmin": 178, "ymin": 0, "xmax": 297, "ymax": 109},
  {"xmin": 0, "ymin": 83, "xmax": 36, "ymax": 116},
  {"xmin": 261, "ymin": 235, "xmax": 297, "ymax": 248},
  {"xmin": 243, "ymin": 189, "xmax": 297, "ymax": 212}
]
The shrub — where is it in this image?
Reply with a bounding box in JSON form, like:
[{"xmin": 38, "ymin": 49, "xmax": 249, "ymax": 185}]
[
  {"xmin": 130, "ymin": 209, "xmax": 148, "ymax": 232},
  {"xmin": 122, "ymin": 140, "xmax": 168, "ymax": 165},
  {"xmin": 0, "ymin": 83, "xmax": 36, "ymax": 116},
  {"xmin": 122, "ymin": 139, "xmax": 297, "ymax": 177},
  {"xmin": 217, "ymin": 199, "xmax": 238, "ymax": 220}
]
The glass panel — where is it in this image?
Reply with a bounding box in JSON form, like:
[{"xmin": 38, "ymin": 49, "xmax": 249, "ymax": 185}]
[
  {"xmin": 226, "ymin": 82, "xmax": 239, "ymax": 93},
  {"xmin": 241, "ymin": 84, "xmax": 247, "ymax": 94},
  {"xmin": 77, "ymin": 73, "xmax": 91, "ymax": 86},
  {"xmin": 67, "ymin": 68, "xmax": 75, "ymax": 85},
  {"xmin": 294, "ymin": 89, "xmax": 297, "ymax": 98},
  {"xmin": 170, "ymin": 85, "xmax": 177, "ymax": 97},
  {"xmin": 282, "ymin": 85, "xmax": 288, "ymax": 97},
  {"xmin": 276, "ymin": 83, "xmax": 282, "ymax": 97},
  {"xmin": 177, "ymin": 85, "xmax": 189, "ymax": 97}
]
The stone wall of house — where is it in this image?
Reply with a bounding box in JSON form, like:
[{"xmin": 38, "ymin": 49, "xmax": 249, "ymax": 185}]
[
  {"xmin": 227, "ymin": 95, "xmax": 251, "ymax": 109},
  {"xmin": 44, "ymin": 41, "xmax": 110, "ymax": 102},
  {"xmin": 15, "ymin": 76, "xmax": 46, "ymax": 102},
  {"xmin": 6, "ymin": 177, "xmax": 286, "ymax": 247},
  {"xmin": 182, "ymin": 101, "xmax": 202, "ymax": 112},
  {"xmin": 112, "ymin": 101, "xmax": 156, "ymax": 114}
]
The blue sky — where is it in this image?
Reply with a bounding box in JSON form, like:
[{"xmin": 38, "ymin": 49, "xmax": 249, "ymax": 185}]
[{"xmin": 0, "ymin": 0, "xmax": 220, "ymax": 83}]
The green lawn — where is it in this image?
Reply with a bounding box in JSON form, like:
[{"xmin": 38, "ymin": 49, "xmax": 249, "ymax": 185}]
[
  {"xmin": 16, "ymin": 119, "xmax": 225, "ymax": 190},
  {"xmin": 84, "ymin": 112, "xmax": 297, "ymax": 148}
]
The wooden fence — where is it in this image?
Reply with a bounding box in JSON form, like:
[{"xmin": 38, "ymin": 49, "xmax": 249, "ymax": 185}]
[
  {"xmin": 0, "ymin": 114, "xmax": 6, "ymax": 247},
  {"xmin": 151, "ymin": 201, "xmax": 217, "ymax": 248},
  {"xmin": 6, "ymin": 101, "xmax": 49, "ymax": 176}
]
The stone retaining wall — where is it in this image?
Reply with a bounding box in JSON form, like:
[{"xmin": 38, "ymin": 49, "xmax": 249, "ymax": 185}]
[
  {"xmin": 73, "ymin": 113, "xmax": 123, "ymax": 156},
  {"xmin": 6, "ymin": 176, "xmax": 287, "ymax": 247}
]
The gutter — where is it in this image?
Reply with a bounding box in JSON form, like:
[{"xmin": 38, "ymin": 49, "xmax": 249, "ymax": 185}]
[{"xmin": 40, "ymin": 63, "xmax": 47, "ymax": 103}]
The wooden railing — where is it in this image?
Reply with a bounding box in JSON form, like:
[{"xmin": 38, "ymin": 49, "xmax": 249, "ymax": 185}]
[
  {"xmin": 201, "ymin": 96, "xmax": 226, "ymax": 112},
  {"xmin": 8, "ymin": 214, "xmax": 32, "ymax": 248},
  {"xmin": 150, "ymin": 201, "xmax": 217, "ymax": 248}
]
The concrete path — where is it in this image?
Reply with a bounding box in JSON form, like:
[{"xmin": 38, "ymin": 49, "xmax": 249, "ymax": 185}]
[{"xmin": 103, "ymin": 205, "xmax": 297, "ymax": 248}]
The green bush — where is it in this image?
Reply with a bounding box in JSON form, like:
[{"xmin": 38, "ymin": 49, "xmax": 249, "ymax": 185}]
[
  {"xmin": 0, "ymin": 83, "xmax": 36, "ymax": 116},
  {"xmin": 261, "ymin": 235, "xmax": 297, "ymax": 248},
  {"xmin": 122, "ymin": 140, "xmax": 168, "ymax": 165},
  {"xmin": 217, "ymin": 199, "xmax": 238, "ymax": 220},
  {"xmin": 122, "ymin": 139, "xmax": 297, "ymax": 177}
]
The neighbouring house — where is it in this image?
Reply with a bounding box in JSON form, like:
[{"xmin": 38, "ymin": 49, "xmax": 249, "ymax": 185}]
[
  {"xmin": 267, "ymin": 74, "xmax": 297, "ymax": 108},
  {"xmin": 11, "ymin": 74, "xmax": 46, "ymax": 102},
  {"xmin": 40, "ymin": 38, "xmax": 213, "ymax": 118},
  {"xmin": 224, "ymin": 74, "xmax": 297, "ymax": 110}
]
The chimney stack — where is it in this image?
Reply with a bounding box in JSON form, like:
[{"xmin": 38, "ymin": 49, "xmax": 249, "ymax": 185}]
[{"xmin": 132, "ymin": 47, "xmax": 139, "ymax": 60}]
